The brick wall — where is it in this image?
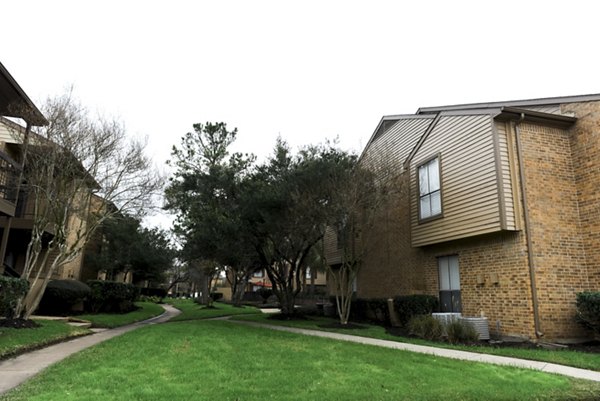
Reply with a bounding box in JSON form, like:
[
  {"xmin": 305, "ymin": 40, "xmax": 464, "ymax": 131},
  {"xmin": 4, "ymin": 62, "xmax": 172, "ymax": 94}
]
[
  {"xmin": 518, "ymin": 122, "xmax": 591, "ymax": 339},
  {"xmin": 563, "ymin": 102, "xmax": 600, "ymax": 289},
  {"xmin": 422, "ymin": 232, "xmax": 536, "ymax": 339},
  {"xmin": 356, "ymin": 103, "xmax": 600, "ymax": 341}
]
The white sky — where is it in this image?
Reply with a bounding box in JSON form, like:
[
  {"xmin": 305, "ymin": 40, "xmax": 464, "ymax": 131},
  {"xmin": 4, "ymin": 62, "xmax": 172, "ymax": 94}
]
[{"xmin": 2, "ymin": 0, "xmax": 599, "ymax": 228}]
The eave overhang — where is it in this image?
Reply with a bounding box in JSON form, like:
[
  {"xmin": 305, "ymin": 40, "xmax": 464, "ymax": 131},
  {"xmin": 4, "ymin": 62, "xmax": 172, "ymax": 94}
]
[
  {"xmin": 495, "ymin": 107, "xmax": 577, "ymax": 129},
  {"xmin": 0, "ymin": 62, "xmax": 47, "ymax": 126}
]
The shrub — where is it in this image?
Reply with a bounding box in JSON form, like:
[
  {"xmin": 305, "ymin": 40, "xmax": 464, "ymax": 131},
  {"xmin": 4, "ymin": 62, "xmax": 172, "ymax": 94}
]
[
  {"xmin": 350, "ymin": 298, "xmax": 389, "ymax": 324},
  {"xmin": 576, "ymin": 291, "xmax": 600, "ymax": 338},
  {"xmin": 393, "ymin": 295, "xmax": 439, "ymax": 326},
  {"xmin": 257, "ymin": 288, "xmax": 273, "ymax": 304},
  {"xmin": 242, "ymin": 291, "xmax": 262, "ymax": 302},
  {"xmin": 140, "ymin": 287, "xmax": 167, "ymax": 299},
  {"xmin": 210, "ymin": 292, "xmax": 224, "ymax": 302},
  {"xmin": 446, "ymin": 320, "xmax": 480, "ymax": 344},
  {"xmin": 86, "ymin": 280, "xmax": 140, "ymax": 313},
  {"xmin": 0, "ymin": 276, "xmax": 29, "ymax": 319},
  {"xmin": 139, "ymin": 295, "xmax": 162, "ymax": 303},
  {"xmin": 407, "ymin": 315, "xmax": 444, "ymax": 341},
  {"xmin": 38, "ymin": 280, "xmax": 91, "ymax": 315}
]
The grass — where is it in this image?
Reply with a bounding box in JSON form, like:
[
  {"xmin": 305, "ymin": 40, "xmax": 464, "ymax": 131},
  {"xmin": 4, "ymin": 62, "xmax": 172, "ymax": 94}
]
[
  {"xmin": 0, "ymin": 320, "xmax": 89, "ymax": 360},
  {"xmin": 77, "ymin": 301, "xmax": 165, "ymax": 328},
  {"xmin": 231, "ymin": 313, "xmax": 600, "ymax": 372},
  {"xmin": 165, "ymin": 298, "xmax": 259, "ymax": 321},
  {"xmin": 2, "ymin": 319, "xmax": 599, "ymax": 401}
]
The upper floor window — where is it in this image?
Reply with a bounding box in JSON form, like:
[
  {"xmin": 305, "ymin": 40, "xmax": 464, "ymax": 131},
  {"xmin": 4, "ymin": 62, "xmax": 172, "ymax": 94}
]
[
  {"xmin": 418, "ymin": 156, "xmax": 442, "ymax": 220},
  {"xmin": 253, "ymin": 270, "xmax": 264, "ymax": 278}
]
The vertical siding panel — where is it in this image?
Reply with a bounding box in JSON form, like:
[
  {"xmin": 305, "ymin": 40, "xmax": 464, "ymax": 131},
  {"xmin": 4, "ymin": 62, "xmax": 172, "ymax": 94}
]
[{"xmin": 410, "ymin": 114, "xmax": 502, "ymax": 246}]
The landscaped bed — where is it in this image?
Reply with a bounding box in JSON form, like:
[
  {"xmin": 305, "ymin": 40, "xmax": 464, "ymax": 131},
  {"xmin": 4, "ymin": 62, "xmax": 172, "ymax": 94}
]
[
  {"xmin": 2, "ymin": 319, "xmax": 599, "ymax": 401},
  {"xmin": 0, "ymin": 301, "xmax": 164, "ymax": 360},
  {"xmin": 77, "ymin": 301, "xmax": 165, "ymax": 328},
  {"xmin": 230, "ymin": 313, "xmax": 600, "ymax": 371},
  {"xmin": 0, "ymin": 320, "xmax": 90, "ymax": 360}
]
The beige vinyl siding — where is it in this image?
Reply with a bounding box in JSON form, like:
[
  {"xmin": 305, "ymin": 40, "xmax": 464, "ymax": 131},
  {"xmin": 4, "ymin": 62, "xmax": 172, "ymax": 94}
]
[
  {"xmin": 0, "ymin": 121, "xmax": 17, "ymax": 143},
  {"xmin": 362, "ymin": 116, "xmax": 435, "ymax": 172},
  {"xmin": 323, "ymin": 115, "xmax": 435, "ymax": 263},
  {"xmin": 495, "ymin": 121, "xmax": 519, "ymax": 230},
  {"xmin": 323, "ymin": 226, "xmax": 342, "ymax": 265},
  {"xmin": 411, "ymin": 114, "xmax": 503, "ymax": 246}
]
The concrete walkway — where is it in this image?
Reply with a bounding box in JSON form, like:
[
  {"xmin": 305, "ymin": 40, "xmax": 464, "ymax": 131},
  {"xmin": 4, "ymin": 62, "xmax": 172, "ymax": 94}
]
[
  {"xmin": 0, "ymin": 304, "xmax": 181, "ymax": 394},
  {"xmin": 230, "ymin": 320, "xmax": 600, "ymax": 383}
]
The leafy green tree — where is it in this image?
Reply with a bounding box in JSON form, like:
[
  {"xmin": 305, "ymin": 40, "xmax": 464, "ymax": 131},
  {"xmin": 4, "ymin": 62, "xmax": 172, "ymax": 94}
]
[
  {"xmin": 165, "ymin": 122, "xmax": 260, "ymax": 306},
  {"xmin": 85, "ymin": 215, "xmax": 175, "ymax": 284},
  {"xmin": 244, "ymin": 140, "xmax": 357, "ymax": 316}
]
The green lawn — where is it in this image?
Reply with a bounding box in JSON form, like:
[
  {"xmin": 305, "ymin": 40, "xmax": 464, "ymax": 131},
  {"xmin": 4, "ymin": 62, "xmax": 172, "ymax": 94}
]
[
  {"xmin": 0, "ymin": 320, "xmax": 89, "ymax": 360},
  {"xmin": 231, "ymin": 313, "xmax": 600, "ymax": 372},
  {"xmin": 2, "ymin": 319, "xmax": 598, "ymax": 401},
  {"xmin": 165, "ymin": 299, "xmax": 259, "ymax": 321},
  {"xmin": 77, "ymin": 302, "xmax": 165, "ymax": 328}
]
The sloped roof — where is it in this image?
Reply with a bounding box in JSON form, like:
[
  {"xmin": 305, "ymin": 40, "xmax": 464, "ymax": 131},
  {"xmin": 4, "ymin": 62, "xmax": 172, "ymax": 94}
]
[
  {"xmin": 363, "ymin": 94, "xmax": 586, "ymax": 170},
  {"xmin": 0, "ymin": 61, "xmax": 47, "ymax": 126},
  {"xmin": 416, "ymin": 93, "xmax": 600, "ymax": 115}
]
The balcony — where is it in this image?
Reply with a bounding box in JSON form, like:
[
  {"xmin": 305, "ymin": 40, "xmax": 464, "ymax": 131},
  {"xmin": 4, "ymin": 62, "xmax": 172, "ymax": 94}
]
[{"xmin": 0, "ymin": 150, "xmax": 20, "ymax": 217}]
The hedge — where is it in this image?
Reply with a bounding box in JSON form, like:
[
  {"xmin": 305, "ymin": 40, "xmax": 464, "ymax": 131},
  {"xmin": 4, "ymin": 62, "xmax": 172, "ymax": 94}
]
[
  {"xmin": 0, "ymin": 276, "xmax": 29, "ymax": 319},
  {"xmin": 140, "ymin": 287, "xmax": 167, "ymax": 299},
  {"xmin": 350, "ymin": 298, "xmax": 390, "ymax": 324},
  {"xmin": 393, "ymin": 294, "xmax": 439, "ymax": 326},
  {"xmin": 576, "ymin": 291, "xmax": 600, "ymax": 338},
  {"xmin": 86, "ymin": 280, "xmax": 140, "ymax": 313},
  {"xmin": 38, "ymin": 279, "xmax": 91, "ymax": 315}
]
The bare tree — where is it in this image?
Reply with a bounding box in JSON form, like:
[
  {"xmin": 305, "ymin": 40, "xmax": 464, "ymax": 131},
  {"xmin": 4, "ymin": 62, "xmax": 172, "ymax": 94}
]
[
  {"xmin": 10, "ymin": 91, "xmax": 162, "ymax": 318},
  {"xmin": 320, "ymin": 158, "xmax": 394, "ymax": 325}
]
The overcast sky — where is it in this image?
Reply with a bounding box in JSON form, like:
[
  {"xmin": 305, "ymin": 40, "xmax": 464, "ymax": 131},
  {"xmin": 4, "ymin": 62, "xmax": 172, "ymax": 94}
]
[{"xmin": 2, "ymin": 0, "xmax": 599, "ymax": 228}]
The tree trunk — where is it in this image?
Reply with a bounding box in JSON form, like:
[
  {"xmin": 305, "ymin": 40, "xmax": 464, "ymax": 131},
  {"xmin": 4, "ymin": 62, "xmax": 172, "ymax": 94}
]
[{"xmin": 232, "ymin": 283, "xmax": 245, "ymax": 307}]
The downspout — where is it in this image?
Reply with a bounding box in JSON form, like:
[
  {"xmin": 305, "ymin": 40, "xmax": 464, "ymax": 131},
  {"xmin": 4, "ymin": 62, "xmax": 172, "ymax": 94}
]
[{"xmin": 513, "ymin": 114, "xmax": 543, "ymax": 338}]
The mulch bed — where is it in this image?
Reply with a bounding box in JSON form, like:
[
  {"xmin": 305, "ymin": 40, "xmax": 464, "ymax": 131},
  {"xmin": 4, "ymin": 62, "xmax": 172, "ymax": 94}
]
[
  {"xmin": 385, "ymin": 326, "xmax": 600, "ymax": 354},
  {"xmin": 0, "ymin": 318, "xmax": 41, "ymax": 329},
  {"xmin": 318, "ymin": 322, "xmax": 369, "ymax": 330}
]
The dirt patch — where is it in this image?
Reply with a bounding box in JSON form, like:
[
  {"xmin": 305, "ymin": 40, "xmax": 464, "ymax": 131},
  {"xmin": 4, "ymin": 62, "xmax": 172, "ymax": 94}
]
[{"xmin": 0, "ymin": 318, "xmax": 41, "ymax": 329}]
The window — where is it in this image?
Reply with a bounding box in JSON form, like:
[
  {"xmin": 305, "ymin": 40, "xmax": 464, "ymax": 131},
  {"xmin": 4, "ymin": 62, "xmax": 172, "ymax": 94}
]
[
  {"xmin": 438, "ymin": 255, "xmax": 461, "ymax": 313},
  {"xmin": 253, "ymin": 270, "xmax": 264, "ymax": 278},
  {"xmin": 418, "ymin": 156, "xmax": 442, "ymax": 220},
  {"xmin": 306, "ymin": 267, "xmax": 316, "ymax": 279}
]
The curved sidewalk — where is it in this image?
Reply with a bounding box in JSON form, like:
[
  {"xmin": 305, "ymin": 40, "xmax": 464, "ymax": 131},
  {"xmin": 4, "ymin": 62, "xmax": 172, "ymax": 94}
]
[
  {"xmin": 0, "ymin": 304, "xmax": 181, "ymax": 394},
  {"xmin": 230, "ymin": 319, "xmax": 600, "ymax": 383}
]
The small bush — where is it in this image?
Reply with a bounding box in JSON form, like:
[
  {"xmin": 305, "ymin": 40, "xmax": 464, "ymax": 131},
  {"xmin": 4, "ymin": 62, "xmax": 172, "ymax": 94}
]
[
  {"xmin": 407, "ymin": 315, "xmax": 444, "ymax": 341},
  {"xmin": 257, "ymin": 288, "xmax": 273, "ymax": 304},
  {"xmin": 86, "ymin": 280, "xmax": 140, "ymax": 313},
  {"xmin": 0, "ymin": 276, "xmax": 29, "ymax": 319},
  {"xmin": 576, "ymin": 291, "xmax": 600, "ymax": 338},
  {"xmin": 210, "ymin": 292, "xmax": 224, "ymax": 302},
  {"xmin": 447, "ymin": 320, "xmax": 480, "ymax": 344},
  {"xmin": 139, "ymin": 295, "xmax": 162, "ymax": 303},
  {"xmin": 351, "ymin": 298, "xmax": 389, "ymax": 324},
  {"xmin": 39, "ymin": 280, "xmax": 91, "ymax": 315},
  {"xmin": 140, "ymin": 287, "xmax": 167, "ymax": 299},
  {"xmin": 393, "ymin": 295, "xmax": 439, "ymax": 326}
]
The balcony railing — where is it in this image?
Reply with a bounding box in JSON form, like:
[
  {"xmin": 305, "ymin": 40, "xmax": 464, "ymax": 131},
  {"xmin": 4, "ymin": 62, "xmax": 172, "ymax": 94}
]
[{"xmin": 0, "ymin": 150, "xmax": 20, "ymax": 216}]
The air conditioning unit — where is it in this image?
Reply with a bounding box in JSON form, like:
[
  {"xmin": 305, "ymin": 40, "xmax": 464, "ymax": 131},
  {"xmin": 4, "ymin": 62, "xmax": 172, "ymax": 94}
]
[
  {"xmin": 431, "ymin": 312, "xmax": 462, "ymax": 325},
  {"xmin": 459, "ymin": 317, "xmax": 490, "ymax": 340}
]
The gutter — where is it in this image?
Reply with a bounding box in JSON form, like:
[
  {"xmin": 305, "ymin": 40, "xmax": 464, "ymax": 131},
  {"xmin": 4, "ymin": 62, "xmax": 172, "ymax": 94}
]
[{"xmin": 513, "ymin": 113, "xmax": 543, "ymax": 339}]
